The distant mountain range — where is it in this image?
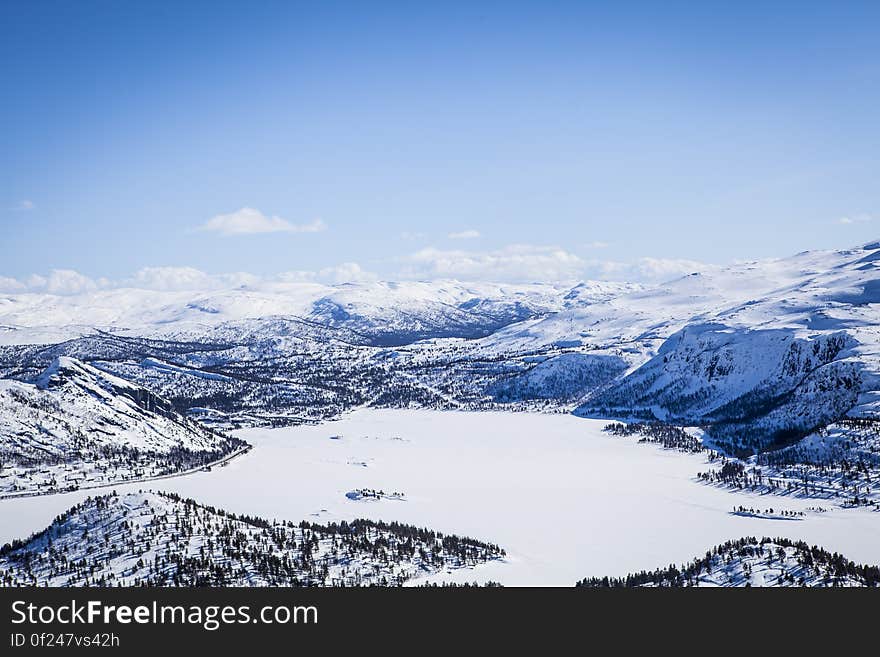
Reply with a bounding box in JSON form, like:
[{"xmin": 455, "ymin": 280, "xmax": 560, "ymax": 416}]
[
  {"xmin": 1, "ymin": 240, "xmax": 878, "ymax": 481},
  {"xmin": 0, "ymin": 279, "xmax": 635, "ymax": 347}
]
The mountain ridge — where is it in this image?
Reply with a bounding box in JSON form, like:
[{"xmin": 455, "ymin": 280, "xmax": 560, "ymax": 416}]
[
  {"xmin": 0, "ymin": 356, "xmax": 247, "ymax": 497},
  {"xmin": 1, "ymin": 241, "xmax": 878, "ymax": 452}
]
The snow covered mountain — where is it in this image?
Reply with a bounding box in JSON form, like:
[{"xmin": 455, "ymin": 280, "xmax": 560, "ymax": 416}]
[
  {"xmin": 578, "ymin": 327, "xmax": 860, "ymax": 454},
  {"xmin": 0, "ymin": 241, "xmax": 878, "ymax": 454},
  {"xmin": 576, "ymin": 537, "xmax": 880, "ymax": 587},
  {"xmin": 0, "ymin": 357, "xmax": 247, "ymax": 497},
  {"xmin": 0, "ymin": 490, "xmax": 504, "ymax": 586},
  {"xmin": 0, "ymin": 280, "xmax": 632, "ymax": 347},
  {"xmin": 571, "ymin": 243, "xmax": 880, "ymax": 454}
]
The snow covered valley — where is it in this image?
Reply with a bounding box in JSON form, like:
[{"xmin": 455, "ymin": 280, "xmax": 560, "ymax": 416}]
[{"xmin": 3, "ymin": 409, "xmax": 879, "ymax": 586}]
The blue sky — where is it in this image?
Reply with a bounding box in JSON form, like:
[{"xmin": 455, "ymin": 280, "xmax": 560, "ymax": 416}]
[{"xmin": 2, "ymin": 1, "xmax": 879, "ymax": 287}]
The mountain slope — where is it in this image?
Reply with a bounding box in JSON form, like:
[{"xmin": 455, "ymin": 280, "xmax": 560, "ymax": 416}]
[
  {"xmin": 578, "ymin": 326, "xmax": 861, "ymax": 453},
  {"xmin": 0, "ymin": 357, "xmax": 247, "ymax": 497},
  {"xmin": 571, "ymin": 243, "xmax": 880, "ymax": 453},
  {"xmin": 0, "ymin": 491, "xmax": 505, "ymax": 586}
]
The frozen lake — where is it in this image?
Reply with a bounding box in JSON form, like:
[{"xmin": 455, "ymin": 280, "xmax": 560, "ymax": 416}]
[{"xmin": 2, "ymin": 409, "xmax": 879, "ymax": 586}]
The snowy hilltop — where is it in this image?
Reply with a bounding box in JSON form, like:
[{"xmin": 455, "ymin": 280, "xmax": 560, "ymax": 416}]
[
  {"xmin": 0, "ymin": 490, "xmax": 505, "ymax": 587},
  {"xmin": 576, "ymin": 537, "xmax": 880, "ymax": 587}
]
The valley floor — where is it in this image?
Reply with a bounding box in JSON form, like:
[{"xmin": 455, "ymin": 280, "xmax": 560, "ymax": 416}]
[{"xmin": 2, "ymin": 410, "xmax": 878, "ymax": 586}]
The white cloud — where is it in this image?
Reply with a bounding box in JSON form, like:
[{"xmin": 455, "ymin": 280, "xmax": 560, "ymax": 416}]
[
  {"xmin": 10, "ymin": 200, "xmax": 34, "ymax": 211},
  {"xmin": 398, "ymin": 244, "xmax": 709, "ymax": 284},
  {"xmin": 589, "ymin": 257, "xmax": 712, "ymax": 282},
  {"xmin": 401, "ymin": 245, "xmax": 585, "ymax": 282},
  {"xmin": 837, "ymin": 214, "xmax": 872, "ymax": 225},
  {"xmin": 198, "ymin": 207, "xmax": 327, "ymax": 236},
  {"xmin": 448, "ymin": 229, "xmax": 481, "ymax": 240},
  {"xmin": 277, "ymin": 263, "xmax": 377, "ymax": 286},
  {"xmin": 632, "ymin": 257, "xmax": 711, "ymax": 280},
  {"xmin": 0, "ymin": 262, "xmax": 379, "ymax": 296},
  {"xmin": 318, "ymin": 262, "xmax": 378, "ymax": 285},
  {"xmin": 130, "ymin": 266, "xmax": 215, "ymax": 290},
  {"xmin": 27, "ymin": 270, "xmax": 99, "ymax": 295},
  {"xmin": 25, "ymin": 274, "xmax": 47, "ymax": 290},
  {"xmin": 0, "ymin": 276, "xmax": 27, "ymax": 292},
  {"xmin": 0, "ymin": 242, "xmax": 710, "ymax": 295},
  {"xmin": 274, "ymin": 271, "xmax": 318, "ymax": 284},
  {"xmin": 126, "ymin": 267, "xmax": 260, "ymax": 291}
]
